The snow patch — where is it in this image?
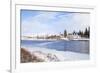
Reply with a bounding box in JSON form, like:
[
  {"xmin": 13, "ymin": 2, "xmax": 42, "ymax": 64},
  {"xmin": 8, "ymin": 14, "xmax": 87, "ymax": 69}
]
[{"xmin": 21, "ymin": 46, "xmax": 89, "ymax": 62}]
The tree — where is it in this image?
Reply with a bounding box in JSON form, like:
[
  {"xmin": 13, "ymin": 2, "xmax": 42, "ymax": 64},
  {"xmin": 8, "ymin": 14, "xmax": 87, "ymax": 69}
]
[
  {"xmin": 88, "ymin": 27, "xmax": 90, "ymax": 38},
  {"xmin": 78, "ymin": 30, "xmax": 84, "ymax": 37},
  {"xmin": 77, "ymin": 27, "xmax": 90, "ymax": 38},
  {"xmin": 84, "ymin": 28, "xmax": 88, "ymax": 35},
  {"xmin": 84, "ymin": 27, "xmax": 89, "ymax": 38},
  {"xmin": 73, "ymin": 30, "xmax": 77, "ymax": 35},
  {"xmin": 64, "ymin": 30, "xmax": 67, "ymax": 38}
]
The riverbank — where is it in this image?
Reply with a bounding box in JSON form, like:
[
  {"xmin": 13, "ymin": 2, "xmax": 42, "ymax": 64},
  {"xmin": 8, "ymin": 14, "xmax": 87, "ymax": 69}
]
[
  {"xmin": 21, "ymin": 47, "xmax": 89, "ymax": 63},
  {"xmin": 21, "ymin": 38, "xmax": 89, "ymax": 41}
]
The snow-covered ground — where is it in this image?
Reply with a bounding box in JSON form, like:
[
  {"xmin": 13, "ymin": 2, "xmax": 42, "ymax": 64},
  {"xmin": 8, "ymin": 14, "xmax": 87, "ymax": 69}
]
[
  {"xmin": 21, "ymin": 46, "xmax": 89, "ymax": 62},
  {"xmin": 21, "ymin": 38, "xmax": 61, "ymax": 41}
]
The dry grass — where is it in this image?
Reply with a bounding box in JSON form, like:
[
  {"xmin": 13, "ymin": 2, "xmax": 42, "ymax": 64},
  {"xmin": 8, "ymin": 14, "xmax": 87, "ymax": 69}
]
[
  {"xmin": 21, "ymin": 48, "xmax": 32, "ymax": 63},
  {"xmin": 21, "ymin": 48, "xmax": 45, "ymax": 63}
]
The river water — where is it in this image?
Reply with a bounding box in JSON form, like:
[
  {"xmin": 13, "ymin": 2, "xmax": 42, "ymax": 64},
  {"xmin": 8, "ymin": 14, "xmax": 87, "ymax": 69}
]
[{"xmin": 21, "ymin": 40, "xmax": 89, "ymax": 54}]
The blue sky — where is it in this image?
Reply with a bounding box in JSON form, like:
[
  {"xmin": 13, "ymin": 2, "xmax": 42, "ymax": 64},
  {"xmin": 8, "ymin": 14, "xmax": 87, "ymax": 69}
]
[{"xmin": 21, "ymin": 10, "xmax": 90, "ymax": 36}]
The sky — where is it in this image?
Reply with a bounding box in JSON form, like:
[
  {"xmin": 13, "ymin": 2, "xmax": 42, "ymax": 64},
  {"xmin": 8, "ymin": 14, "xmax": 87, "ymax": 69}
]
[{"xmin": 21, "ymin": 9, "xmax": 90, "ymax": 36}]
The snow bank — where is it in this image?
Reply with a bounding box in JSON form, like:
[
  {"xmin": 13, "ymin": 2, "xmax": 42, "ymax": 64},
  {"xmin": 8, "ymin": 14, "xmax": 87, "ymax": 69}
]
[{"xmin": 21, "ymin": 46, "xmax": 89, "ymax": 62}]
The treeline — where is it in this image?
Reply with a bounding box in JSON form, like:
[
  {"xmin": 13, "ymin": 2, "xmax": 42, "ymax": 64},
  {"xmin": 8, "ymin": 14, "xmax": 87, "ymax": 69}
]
[
  {"xmin": 73, "ymin": 27, "xmax": 90, "ymax": 38},
  {"xmin": 64, "ymin": 27, "xmax": 90, "ymax": 38},
  {"xmin": 78, "ymin": 27, "xmax": 90, "ymax": 38}
]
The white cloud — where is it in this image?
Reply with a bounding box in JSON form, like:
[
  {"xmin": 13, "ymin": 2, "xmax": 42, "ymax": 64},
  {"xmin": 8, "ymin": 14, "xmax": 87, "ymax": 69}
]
[{"xmin": 21, "ymin": 11, "xmax": 90, "ymax": 36}]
